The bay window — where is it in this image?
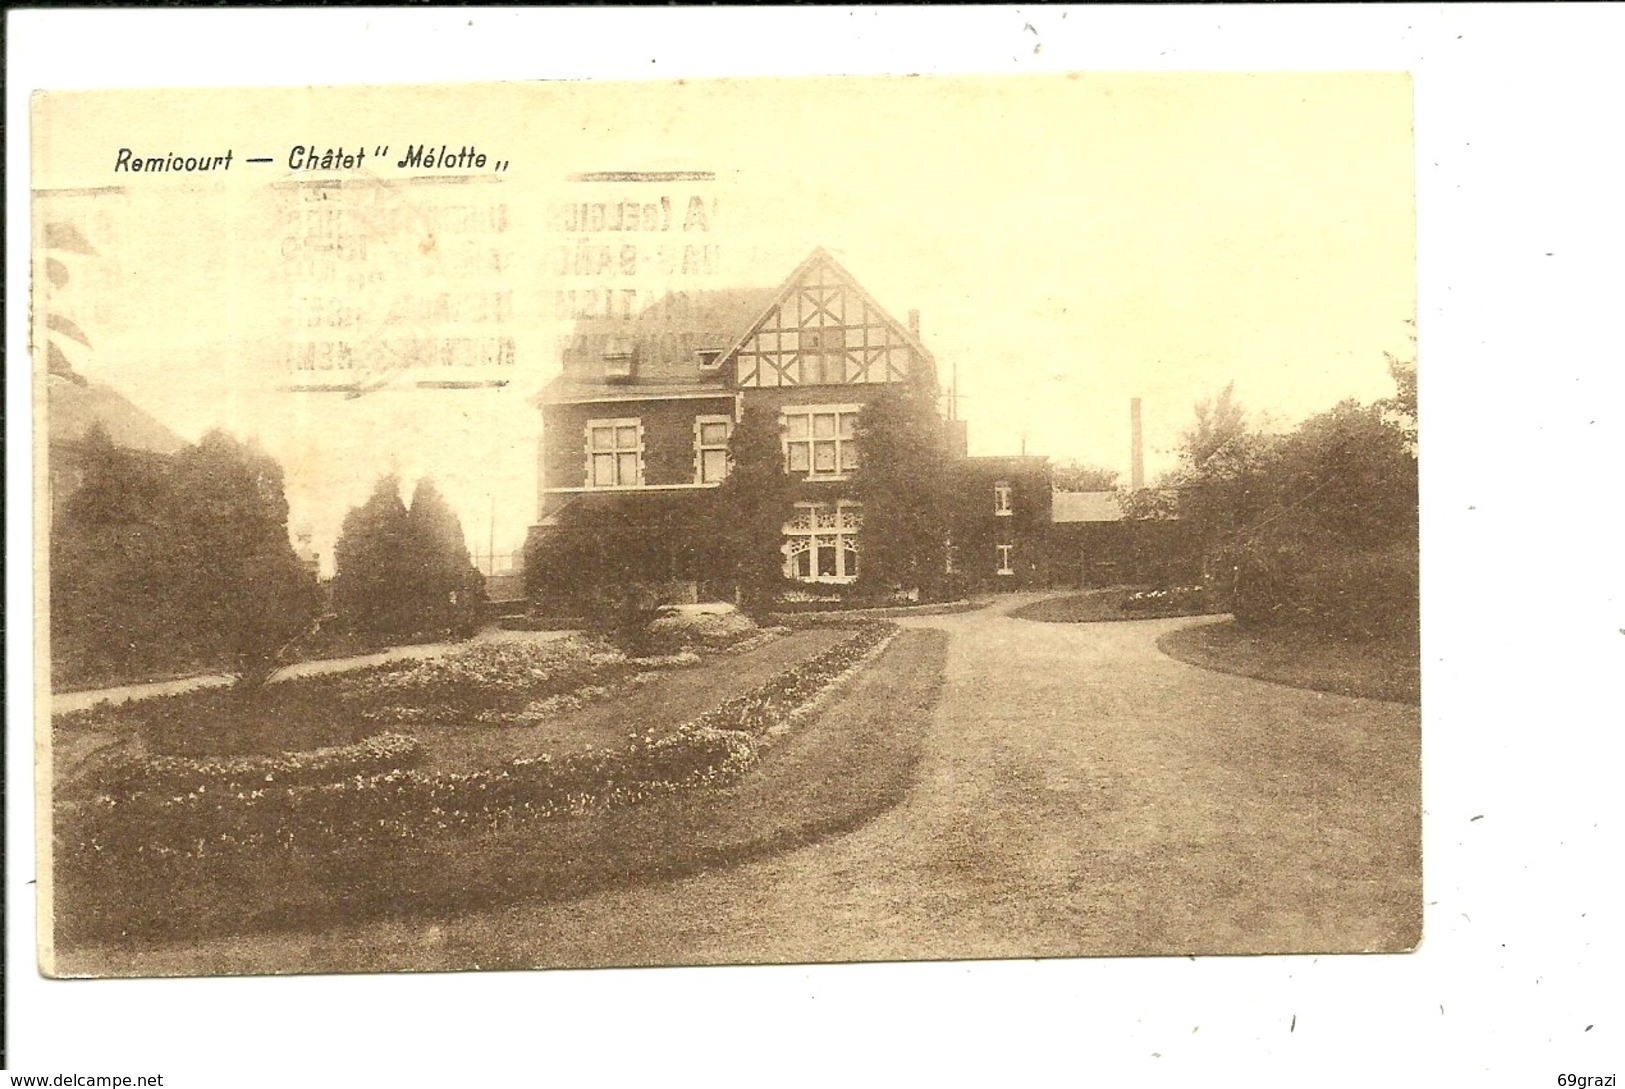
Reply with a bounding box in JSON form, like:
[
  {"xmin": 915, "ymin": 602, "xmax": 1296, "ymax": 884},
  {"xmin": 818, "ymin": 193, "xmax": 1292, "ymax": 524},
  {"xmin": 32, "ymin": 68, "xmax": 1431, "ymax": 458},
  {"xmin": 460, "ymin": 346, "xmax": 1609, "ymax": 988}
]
[{"xmin": 783, "ymin": 501, "xmax": 862, "ymax": 583}]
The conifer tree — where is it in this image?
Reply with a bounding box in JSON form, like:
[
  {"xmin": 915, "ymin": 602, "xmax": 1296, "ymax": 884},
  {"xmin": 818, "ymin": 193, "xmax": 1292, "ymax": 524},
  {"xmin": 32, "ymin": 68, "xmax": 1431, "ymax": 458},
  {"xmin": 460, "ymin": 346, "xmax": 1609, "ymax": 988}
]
[
  {"xmin": 851, "ymin": 380, "xmax": 951, "ymax": 597},
  {"xmin": 332, "ymin": 475, "xmax": 415, "ymax": 637},
  {"xmin": 405, "ymin": 477, "xmax": 485, "ymax": 635}
]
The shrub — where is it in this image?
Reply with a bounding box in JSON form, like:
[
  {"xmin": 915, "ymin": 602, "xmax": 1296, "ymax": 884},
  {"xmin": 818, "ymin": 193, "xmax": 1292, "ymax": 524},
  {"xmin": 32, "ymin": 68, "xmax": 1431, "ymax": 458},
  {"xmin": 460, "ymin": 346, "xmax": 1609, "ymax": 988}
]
[
  {"xmin": 1231, "ymin": 539, "xmax": 1417, "ymax": 639},
  {"xmin": 645, "ymin": 607, "xmax": 757, "ymax": 653}
]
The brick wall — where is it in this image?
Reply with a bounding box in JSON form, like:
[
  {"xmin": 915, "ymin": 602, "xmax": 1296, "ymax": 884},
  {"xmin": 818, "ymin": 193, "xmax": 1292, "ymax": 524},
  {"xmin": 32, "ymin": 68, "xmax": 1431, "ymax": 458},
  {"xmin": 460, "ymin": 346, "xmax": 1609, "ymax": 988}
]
[{"xmin": 541, "ymin": 396, "xmax": 736, "ymax": 490}]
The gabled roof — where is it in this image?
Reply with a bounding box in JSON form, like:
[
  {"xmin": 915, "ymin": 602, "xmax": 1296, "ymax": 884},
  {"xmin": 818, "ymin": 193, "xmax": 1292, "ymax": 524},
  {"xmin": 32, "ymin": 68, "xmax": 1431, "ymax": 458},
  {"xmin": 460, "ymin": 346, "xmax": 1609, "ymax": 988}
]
[
  {"xmin": 718, "ymin": 246, "xmax": 937, "ymax": 371},
  {"xmin": 537, "ymin": 284, "xmax": 779, "ymax": 406},
  {"xmin": 537, "ymin": 246, "xmax": 937, "ymax": 407},
  {"xmin": 48, "ymin": 374, "xmax": 186, "ymax": 455}
]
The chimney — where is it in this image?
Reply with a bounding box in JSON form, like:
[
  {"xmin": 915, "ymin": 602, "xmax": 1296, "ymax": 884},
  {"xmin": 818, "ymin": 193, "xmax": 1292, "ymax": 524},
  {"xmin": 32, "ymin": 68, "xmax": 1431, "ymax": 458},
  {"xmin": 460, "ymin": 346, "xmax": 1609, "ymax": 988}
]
[
  {"xmin": 1130, "ymin": 397, "xmax": 1145, "ymax": 490},
  {"xmin": 908, "ymin": 309, "xmax": 920, "ymax": 338}
]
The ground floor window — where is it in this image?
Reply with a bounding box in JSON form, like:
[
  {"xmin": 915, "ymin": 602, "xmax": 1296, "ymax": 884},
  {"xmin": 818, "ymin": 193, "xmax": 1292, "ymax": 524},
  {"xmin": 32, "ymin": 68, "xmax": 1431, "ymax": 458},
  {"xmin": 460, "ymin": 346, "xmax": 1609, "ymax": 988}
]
[
  {"xmin": 783, "ymin": 501, "xmax": 861, "ymax": 583},
  {"xmin": 997, "ymin": 543, "xmax": 1014, "ymax": 576}
]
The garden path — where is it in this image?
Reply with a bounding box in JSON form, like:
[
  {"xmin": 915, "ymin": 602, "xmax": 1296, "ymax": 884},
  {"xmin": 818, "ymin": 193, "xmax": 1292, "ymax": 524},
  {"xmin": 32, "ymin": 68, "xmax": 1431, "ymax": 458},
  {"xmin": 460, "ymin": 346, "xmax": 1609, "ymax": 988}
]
[
  {"xmin": 76, "ymin": 595, "xmax": 1420, "ymax": 973},
  {"xmin": 49, "ymin": 628, "xmax": 573, "ymax": 716}
]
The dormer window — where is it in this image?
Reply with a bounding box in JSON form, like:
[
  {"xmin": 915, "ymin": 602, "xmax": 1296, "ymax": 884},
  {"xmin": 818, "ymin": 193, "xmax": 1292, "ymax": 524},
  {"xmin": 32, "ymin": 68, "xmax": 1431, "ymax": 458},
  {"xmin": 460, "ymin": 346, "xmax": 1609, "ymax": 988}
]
[
  {"xmin": 603, "ymin": 337, "xmax": 637, "ymax": 381},
  {"xmin": 696, "ymin": 348, "xmax": 723, "ymax": 372}
]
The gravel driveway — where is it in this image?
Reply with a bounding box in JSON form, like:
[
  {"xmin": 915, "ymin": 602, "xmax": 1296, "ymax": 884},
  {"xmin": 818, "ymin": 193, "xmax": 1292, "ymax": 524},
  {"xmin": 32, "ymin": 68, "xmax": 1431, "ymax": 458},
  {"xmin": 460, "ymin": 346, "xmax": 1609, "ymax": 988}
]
[{"xmin": 80, "ymin": 596, "xmax": 1420, "ymax": 975}]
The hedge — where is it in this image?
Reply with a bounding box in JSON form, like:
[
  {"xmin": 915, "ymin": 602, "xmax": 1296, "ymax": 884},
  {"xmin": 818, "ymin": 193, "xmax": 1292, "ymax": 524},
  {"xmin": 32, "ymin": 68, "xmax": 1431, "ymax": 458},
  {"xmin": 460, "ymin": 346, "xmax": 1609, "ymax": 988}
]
[{"xmin": 1231, "ymin": 539, "xmax": 1418, "ymax": 639}]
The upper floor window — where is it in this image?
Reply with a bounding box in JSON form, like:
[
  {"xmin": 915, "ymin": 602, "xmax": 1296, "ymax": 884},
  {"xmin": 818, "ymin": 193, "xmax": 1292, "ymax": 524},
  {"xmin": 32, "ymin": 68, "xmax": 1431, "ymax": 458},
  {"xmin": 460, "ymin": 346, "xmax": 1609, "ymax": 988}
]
[
  {"xmin": 783, "ymin": 404, "xmax": 860, "ymax": 478},
  {"xmin": 586, "ymin": 418, "xmax": 643, "ymax": 488},
  {"xmin": 800, "ymin": 327, "xmax": 848, "ymax": 384},
  {"xmin": 994, "ymin": 480, "xmax": 1013, "ymax": 515},
  {"xmin": 695, "ymin": 415, "xmax": 732, "ymax": 484}
]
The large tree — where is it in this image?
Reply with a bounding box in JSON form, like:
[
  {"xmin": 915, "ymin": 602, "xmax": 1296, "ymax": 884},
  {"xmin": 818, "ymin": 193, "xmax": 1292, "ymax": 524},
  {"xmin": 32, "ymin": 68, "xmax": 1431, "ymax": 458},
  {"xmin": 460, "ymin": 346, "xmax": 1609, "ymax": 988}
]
[
  {"xmin": 1165, "ymin": 383, "xmax": 1280, "ymax": 570},
  {"xmin": 851, "ymin": 379, "xmax": 952, "ymax": 597},
  {"xmin": 165, "ymin": 431, "xmax": 321, "ymax": 685},
  {"xmin": 404, "ymin": 478, "xmax": 486, "ymax": 635},
  {"xmin": 708, "ymin": 403, "xmax": 795, "ymax": 610},
  {"xmin": 51, "ymin": 426, "xmax": 184, "ymax": 681},
  {"xmin": 1164, "ymin": 374, "xmax": 1418, "ymax": 638},
  {"xmin": 50, "ymin": 426, "xmax": 318, "ymax": 687},
  {"xmin": 1052, "ymin": 460, "xmax": 1120, "ymax": 492},
  {"xmin": 334, "ymin": 475, "xmax": 486, "ymax": 639},
  {"xmin": 332, "ymin": 476, "xmax": 416, "ymax": 638}
]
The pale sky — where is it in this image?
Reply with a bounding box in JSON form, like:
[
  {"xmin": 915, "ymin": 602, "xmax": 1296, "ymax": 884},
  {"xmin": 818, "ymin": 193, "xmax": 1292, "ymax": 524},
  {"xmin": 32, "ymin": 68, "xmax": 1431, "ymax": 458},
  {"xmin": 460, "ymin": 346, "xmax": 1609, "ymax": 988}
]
[{"xmin": 32, "ymin": 73, "xmax": 1414, "ymax": 569}]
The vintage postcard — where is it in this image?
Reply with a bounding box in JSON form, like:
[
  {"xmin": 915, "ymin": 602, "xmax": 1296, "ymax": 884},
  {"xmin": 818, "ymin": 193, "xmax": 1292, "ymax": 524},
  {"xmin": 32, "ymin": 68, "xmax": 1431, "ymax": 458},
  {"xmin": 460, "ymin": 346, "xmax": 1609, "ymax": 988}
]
[{"xmin": 34, "ymin": 72, "xmax": 1418, "ymax": 979}]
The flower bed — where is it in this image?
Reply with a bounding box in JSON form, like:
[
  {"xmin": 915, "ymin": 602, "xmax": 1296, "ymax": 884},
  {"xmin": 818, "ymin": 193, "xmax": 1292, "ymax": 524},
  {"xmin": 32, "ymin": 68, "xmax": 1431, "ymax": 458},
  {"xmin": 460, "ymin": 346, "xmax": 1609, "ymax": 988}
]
[
  {"xmin": 97, "ymin": 733, "xmax": 424, "ymax": 801},
  {"xmin": 343, "ymin": 637, "xmax": 630, "ymax": 726},
  {"xmin": 1122, "ymin": 585, "xmax": 1217, "ymax": 614},
  {"xmin": 61, "ymin": 623, "xmax": 898, "ymax": 868}
]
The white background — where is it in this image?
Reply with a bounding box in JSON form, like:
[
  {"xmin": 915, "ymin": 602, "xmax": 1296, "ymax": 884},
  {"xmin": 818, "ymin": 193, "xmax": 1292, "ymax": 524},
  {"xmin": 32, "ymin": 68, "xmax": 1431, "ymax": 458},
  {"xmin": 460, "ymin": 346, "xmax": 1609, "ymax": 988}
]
[{"xmin": 7, "ymin": 7, "xmax": 1621, "ymax": 1086}]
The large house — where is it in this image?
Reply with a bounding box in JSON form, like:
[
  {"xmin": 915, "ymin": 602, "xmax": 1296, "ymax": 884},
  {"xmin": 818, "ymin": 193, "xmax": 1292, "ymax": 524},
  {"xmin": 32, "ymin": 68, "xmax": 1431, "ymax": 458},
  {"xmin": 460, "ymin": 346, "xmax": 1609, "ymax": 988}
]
[
  {"xmin": 527, "ymin": 247, "xmax": 1191, "ymax": 608},
  {"xmin": 529, "ymin": 247, "xmax": 1062, "ymax": 605}
]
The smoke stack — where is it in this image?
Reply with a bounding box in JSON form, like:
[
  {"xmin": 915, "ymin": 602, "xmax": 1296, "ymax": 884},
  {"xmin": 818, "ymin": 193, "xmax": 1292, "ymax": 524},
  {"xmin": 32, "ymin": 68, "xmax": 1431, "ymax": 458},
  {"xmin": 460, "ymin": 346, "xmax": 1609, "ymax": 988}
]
[
  {"xmin": 908, "ymin": 309, "xmax": 920, "ymax": 338},
  {"xmin": 1130, "ymin": 397, "xmax": 1145, "ymax": 490}
]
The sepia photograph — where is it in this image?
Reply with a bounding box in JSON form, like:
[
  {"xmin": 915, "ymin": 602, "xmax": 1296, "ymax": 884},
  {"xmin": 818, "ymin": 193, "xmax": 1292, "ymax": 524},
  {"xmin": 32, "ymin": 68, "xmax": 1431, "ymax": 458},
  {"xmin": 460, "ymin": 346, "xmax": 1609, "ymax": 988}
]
[
  {"xmin": 34, "ymin": 70, "xmax": 1419, "ymax": 979},
  {"xmin": 11, "ymin": 7, "xmax": 1620, "ymax": 1084}
]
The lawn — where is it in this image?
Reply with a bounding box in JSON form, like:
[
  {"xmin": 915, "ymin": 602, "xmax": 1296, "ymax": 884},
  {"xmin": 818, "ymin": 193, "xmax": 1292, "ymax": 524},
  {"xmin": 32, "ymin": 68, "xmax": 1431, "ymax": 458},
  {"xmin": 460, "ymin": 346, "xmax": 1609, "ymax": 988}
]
[
  {"xmin": 51, "ymin": 623, "xmax": 941, "ymax": 955},
  {"xmin": 52, "ymin": 627, "xmax": 461, "ymax": 695},
  {"xmin": 1011, "ymin": 586, "xmax": 1225, "ymax": 624},
  {"xmin": 1157, "ymin": 618, "xmax": 1420, "ymax": 704}
]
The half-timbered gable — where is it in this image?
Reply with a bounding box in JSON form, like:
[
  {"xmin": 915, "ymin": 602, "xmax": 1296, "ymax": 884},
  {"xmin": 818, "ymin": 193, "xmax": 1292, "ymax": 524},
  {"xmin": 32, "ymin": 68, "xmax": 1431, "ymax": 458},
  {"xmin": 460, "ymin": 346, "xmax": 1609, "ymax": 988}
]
[{"xmin": 725, "ymin": 249, "xmax": 934, "ymax": 390}]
